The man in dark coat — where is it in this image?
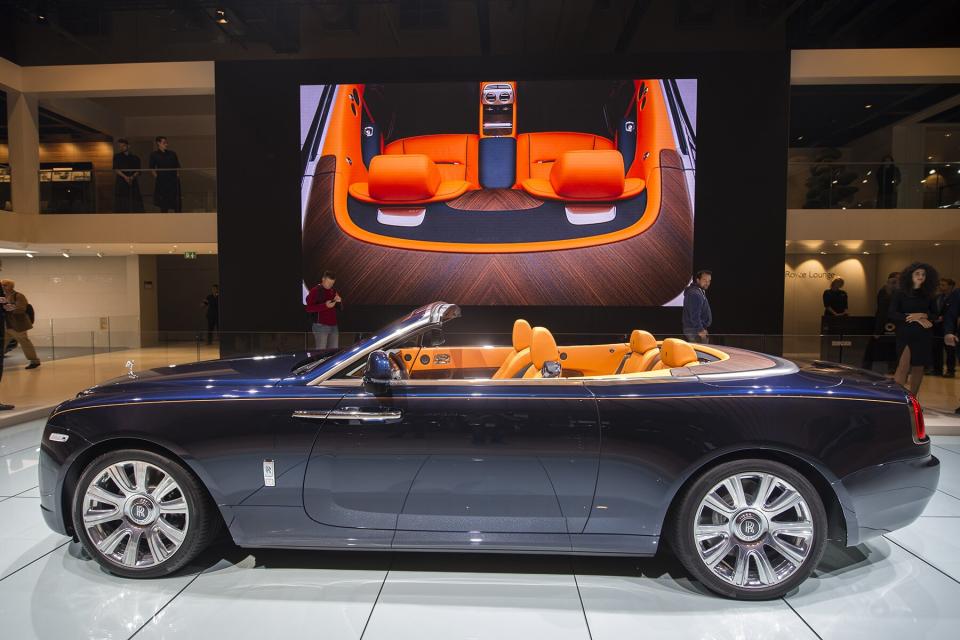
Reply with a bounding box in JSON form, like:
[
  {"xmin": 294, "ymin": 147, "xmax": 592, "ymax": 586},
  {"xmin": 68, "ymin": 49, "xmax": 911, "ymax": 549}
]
[
  {"xmin": 113, "ymin": 138, "xmax": 144, "ymax": 212},
  {"xmin": 149, "ymin": 136, "xmax": 182, "ymax": 212},
  {"xmin": 0, "ymin": 259, "xmax": 12, "ymax": 410}
]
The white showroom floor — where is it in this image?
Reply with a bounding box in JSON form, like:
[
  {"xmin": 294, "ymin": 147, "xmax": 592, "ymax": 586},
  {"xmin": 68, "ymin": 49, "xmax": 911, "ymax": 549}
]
[{"xmin": 2, "ymin": 418, "xmax": 960, "ymax": 640}]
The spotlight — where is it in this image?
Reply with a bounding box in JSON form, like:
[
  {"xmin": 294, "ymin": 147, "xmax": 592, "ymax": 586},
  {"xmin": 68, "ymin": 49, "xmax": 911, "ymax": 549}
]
[
  {"xmin": 883, "ymin": 242, "xmax": 891, "ymax": 247},
  {"xmin": 215, "ymin": 8, "xmax": 228, "ymax": 24},
  {"xmin": 864, "ymin": 104, "xmax": 872, "ymax": 109},
  {"xmin": 929, "ymin": 169, "xmax": 936, "ymax": 175},
  {"xmin": 26, "ymin": 253, "xmax": 34, "ymax": 258},
  {"xmin": 96, "ymin": 252, "xmax": 103, "ymax": 258},
  {"xmin": 863, "ymin": 251, "xmax": 870, "ymax": 255},
  {"xmin": 820, "ymin": 251, "xmax": 827, "ymax": 255},
  {"xmin": 61, "ymin": 251, "xmax": 70, "ymax": 258}
]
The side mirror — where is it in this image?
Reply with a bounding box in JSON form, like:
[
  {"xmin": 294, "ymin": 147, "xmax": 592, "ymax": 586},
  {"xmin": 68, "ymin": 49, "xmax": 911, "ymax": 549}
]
[
  {"xmin": 541, "ymin": 360, "xmax": 562, "ymax": 379},
  {"xmin": 362, "ymin": 350, "xmax": 395, "ymax": 393}
]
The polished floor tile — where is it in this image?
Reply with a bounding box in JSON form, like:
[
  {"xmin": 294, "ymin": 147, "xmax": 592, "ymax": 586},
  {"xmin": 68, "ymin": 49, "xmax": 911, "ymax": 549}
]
[
  {"xmin": 931, "ymin": 446, "xmax": 960, "ymax": 498},
  {"xmin": 364, "ymin": 556, "xmax": 590, "ymax": 640},
  {"xmin": 575, "ymin": 563, "xmax": 817, "ymax": 640},
  {"xmin": 135, "ymin": 551, "xmax": 388, "ymax": 640},
  {"xmin": 0, "ymin": 497, "xmax": 69, "ymax": 580},
  {"xmin": 0, "ymin": 419, "xmax": 45, "ymax": 457},
  {"xmin": 787, "ymin": 538, "xmax": 960, "ymax": 640},
  {"xmin": 0, "ymin": 544, "xmax": 197, "ymax": 640},
  {"xmin": 0, "ymin": 442, "xmax": 40, "ymax": 497},
  {"xmin": 886, "ymin": 517, "xmax": 960, "ymax": 582},
  {"xmin": 920, "ymin": 489, "xmax": 960, "ymax": 516}
]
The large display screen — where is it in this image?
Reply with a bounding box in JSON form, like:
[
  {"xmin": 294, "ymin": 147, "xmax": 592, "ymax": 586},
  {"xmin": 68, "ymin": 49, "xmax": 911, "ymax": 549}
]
[{"xmin": 300, "ymin": 79, "xmax": 696, "ymax": 306}]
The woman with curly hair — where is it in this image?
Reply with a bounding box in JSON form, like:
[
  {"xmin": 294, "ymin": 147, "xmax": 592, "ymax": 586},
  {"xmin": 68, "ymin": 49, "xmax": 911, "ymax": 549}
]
[{"xmin": 889, "ymin": 262, "xmax": 939, "ymax": 395}]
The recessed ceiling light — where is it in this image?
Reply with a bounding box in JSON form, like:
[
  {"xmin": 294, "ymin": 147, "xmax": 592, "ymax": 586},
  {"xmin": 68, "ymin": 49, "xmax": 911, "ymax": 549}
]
[
  {"xmin": 86, "ymin": 245, "xmax": 91, "ymax": 249},
  {"xmin": 929, "ymin": 169, "xmax": 936, "ymax": 175},
  {"xmin": 861, "ymin": 179, "xmax": 868, "ymax": 184},
  {"xmin": 215, "ymin": 9, "xmax": 228, "ymax": 24},
  {"xmin": 96, "ymin": 252, "xmax": 103, "ymax": 258},
  {"xmin": 61, "ymin": 252, "xmax": 70, "ymax": 258},
  {"xmin": 946, "ymin": 133, "xmax": 952, "ymax": 138},
  {"xmin": 883, "ymin": 242, "xmax": 891, "ymax": 246},
  {"xmin": 863, "ymin": 251, "xmax": 870, "ymax": 255},
  {"xmin": 26, "ymin": 253, "xmax": 34, "ymax": 258},
  {"xmin": 928, "ymin": 156, "xmax": 934, "ymax": 160},
  {"xmin": 797, "ymin": 135, "xmax": 804, "ymax": 141},
  {"xmin": 935, "ymin": 242, "xmax": 941, "ymax": 246},
  {"xmin": 833, "ymin": 243, "xmax": 839, "ymax": 246},
  {"xmin": 820, "ymin": 251, "xmax": 827, "ymax": 255}
]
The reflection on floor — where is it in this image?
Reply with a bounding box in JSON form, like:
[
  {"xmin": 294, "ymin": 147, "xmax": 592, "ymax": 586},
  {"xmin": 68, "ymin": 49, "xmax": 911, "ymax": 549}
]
[{"xmin": 2, "ymin": 418, "xmax": 959, "ymax": 639}]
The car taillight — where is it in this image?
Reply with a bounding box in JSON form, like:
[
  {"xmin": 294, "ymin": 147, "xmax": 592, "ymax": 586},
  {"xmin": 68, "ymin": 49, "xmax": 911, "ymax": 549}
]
[{"xmin": 908, "ymin": 393, "xmax": 926, "ymax": 442}]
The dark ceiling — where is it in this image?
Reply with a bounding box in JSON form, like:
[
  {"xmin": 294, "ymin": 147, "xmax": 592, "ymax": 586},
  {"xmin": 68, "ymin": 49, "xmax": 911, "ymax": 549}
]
[
  {"xmin": 790, "ymin": 84, "xmax": 960, "ymax": 149},
  {"xmin": 1, "ymin": 0, "xmax": 959, "ymax": 65}
]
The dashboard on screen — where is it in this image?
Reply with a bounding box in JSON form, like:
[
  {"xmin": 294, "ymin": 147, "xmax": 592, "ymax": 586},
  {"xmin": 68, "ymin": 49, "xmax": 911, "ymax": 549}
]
[{"xmin": 300, "ymin": 79, "xmax": 696, "ymax": 306}]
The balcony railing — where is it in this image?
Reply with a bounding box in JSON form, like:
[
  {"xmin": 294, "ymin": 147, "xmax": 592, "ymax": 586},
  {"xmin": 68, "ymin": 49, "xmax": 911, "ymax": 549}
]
[
  {"xmin": 788, "ymin": 160, "xmax": 960, "ymax": 210},
  {"xmin": 36, "ymin": 167, "xmax": 216, "ymax": 214}
]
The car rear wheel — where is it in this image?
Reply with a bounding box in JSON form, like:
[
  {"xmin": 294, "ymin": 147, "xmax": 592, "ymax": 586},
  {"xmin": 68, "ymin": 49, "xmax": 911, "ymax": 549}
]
[
  {"xmin": 72, "ymin": 449, "xmax": 220, "ymax": 578},
  {"xmin": 671, "ymin": 459, "xmax": 827, "ymax": 600}
]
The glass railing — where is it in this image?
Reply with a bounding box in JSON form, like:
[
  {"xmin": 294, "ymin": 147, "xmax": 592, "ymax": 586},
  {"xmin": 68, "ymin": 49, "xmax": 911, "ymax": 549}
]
[
  {"xmin": 787, "ymin": 160, "xmax": 960, "ymax": 210},
  {"xmin": 6, "ymin": 323, "xmax": 956, "ymax": 413},
  {"xmin": 36, "ymin": 167, "xmax": 216, "ymax": 214}
]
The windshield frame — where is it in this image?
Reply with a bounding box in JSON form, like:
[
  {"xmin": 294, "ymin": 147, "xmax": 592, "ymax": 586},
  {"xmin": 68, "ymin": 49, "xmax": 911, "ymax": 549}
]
[{"xmin": 307, "ymin": 301, "xmax": 460, "ymax": 384}]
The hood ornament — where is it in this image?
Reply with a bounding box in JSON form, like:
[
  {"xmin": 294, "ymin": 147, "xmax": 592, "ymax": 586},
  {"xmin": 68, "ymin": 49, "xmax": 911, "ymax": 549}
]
[{"xmin": 125, "ymin": 360, "xmax": 137, "ymax": 379}]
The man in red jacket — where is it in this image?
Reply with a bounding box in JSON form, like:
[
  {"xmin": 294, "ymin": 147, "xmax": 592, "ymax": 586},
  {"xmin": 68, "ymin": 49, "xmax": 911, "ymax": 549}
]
[{"xmin": 306, "ymin": 270, "xmax": 342, "ymax": 350}]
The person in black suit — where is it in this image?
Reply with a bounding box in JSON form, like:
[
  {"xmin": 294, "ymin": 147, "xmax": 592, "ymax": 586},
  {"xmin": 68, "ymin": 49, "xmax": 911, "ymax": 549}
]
[
  {"xmin": 932, "ymin": 278, "xmax": 958, "ymax": 378},
  {"xmin": 0, "ymin": 258, "xmax": 12, "ymax": 410}
]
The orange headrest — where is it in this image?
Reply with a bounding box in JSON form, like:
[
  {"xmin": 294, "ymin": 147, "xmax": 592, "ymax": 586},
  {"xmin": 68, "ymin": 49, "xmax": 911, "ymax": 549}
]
[
  {"xmin": 550, "ymin": 150, "xmax": 626, "ymax": 200},
  {"xmin": 629, "ymin": 330, "xmax": 657, "ymax": 354},
  {"xmin": 530, "ymin": 327, "xmax": 559, "ymax": 368},
  {"xmin": 368, "ymin": 154, "xmax": 441, "ymax": 202},
  {"xmin": 512, "ymin": 319, "xmax": 532, "ymax": 351},
  {"xmin": 659, "ymin": 338, "xmax": 699, "ymax": 369}
]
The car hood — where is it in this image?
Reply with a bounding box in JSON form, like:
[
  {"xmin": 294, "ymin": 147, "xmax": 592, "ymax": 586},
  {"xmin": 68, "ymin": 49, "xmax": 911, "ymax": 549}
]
[{"xmin": 80, "ymin": 351, "xmax": 332, "ymax": 396}]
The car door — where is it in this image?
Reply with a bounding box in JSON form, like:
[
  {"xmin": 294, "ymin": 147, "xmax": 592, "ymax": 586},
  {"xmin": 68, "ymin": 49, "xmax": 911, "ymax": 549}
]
[{"xmin": 301, "ymin": 378, "xmax": 600, "ymax": 550}]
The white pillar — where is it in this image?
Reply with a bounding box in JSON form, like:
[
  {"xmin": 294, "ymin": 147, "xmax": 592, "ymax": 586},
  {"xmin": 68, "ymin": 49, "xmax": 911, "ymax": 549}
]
[{"xmin": 6, "ymin": 90, "xmax": 40, "ymax": 215}]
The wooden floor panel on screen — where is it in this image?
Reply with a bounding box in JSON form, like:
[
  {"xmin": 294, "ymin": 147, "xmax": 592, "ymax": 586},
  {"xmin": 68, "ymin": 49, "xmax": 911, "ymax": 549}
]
[{"xmin": 302, "ymin": 150, "xmax": 692, "ymax": 306}]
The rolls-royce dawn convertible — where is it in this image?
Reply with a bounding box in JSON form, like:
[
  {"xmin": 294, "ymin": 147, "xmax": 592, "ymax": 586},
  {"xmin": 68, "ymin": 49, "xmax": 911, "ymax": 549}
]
[{"xmin": 39, "ymin": 302, "xmax": 939, "ymax": 600}]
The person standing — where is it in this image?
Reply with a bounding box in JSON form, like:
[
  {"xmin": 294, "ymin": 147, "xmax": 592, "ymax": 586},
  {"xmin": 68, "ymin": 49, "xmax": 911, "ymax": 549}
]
[
  {"xmin": 863, "ymin": 272, "xmax": 900, "ymax": 372},
  {"xmin": 306, "ymin": 271, "xmax": 342, "ymax": 350},
  {"xmin": 0, "ymin": 260, "xmax": 12, "ymax": 410},
  {"xmin": 149, "ymin": 136, "xmax": 182, "ymax": 213},
  {"xmin": 822, "ymin": 278, "xmax": 849, "ymax": 317},
  {"xmin": 112, "ymin": 138, "xmax": 143, "ymax": 212},
  {"xmin": 682, "ymin": 270, "xmax": 712, "ymax": 343},
  {"xmin": 933, "ymin": 277, "xmax": 959, "ymax": 378},
  {"xmin": 875, "ymin": 155, "xmax": 901, "ymax": 208},
  {"xmin": 889, "ymin": 262, "xmax": 939, "ymax": 396},
  {"xmin": 202, "ymin": 284, "xmax": 220, "ymax": 345},
  {"xmin": 1, "ymin": 279, "xmax": 40, "ymax": 369}
]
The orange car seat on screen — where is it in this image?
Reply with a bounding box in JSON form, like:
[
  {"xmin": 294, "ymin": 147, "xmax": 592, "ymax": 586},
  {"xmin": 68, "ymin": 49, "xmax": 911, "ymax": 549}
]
[
  {"xmin": 652, "ymin": 338, "xmax": 700, "ymax": 371},
  {"xmin": 618, "ymin": 330, "xmax": 660, "ymax": 374},
  {"xmin": 523, "ymin": 327, "xmax": 560, "ymax": 379},
  {"xmin": 515, "ymin": 133, "xmax": 615, "ymax": 182},
  {"xmin": 348, "ymin": 154, "xmax": 471, "ymax": 204},
  {"xmin": 492, "ymin": 319, "xmax": 534, "ymax": 379},
  {"xmin": 384, "ymin": 134, "xmax": 480, "ymax": 187},
  {"xmin": 521, "ymin": 150, "xmax": 646, "ymax": 202}
]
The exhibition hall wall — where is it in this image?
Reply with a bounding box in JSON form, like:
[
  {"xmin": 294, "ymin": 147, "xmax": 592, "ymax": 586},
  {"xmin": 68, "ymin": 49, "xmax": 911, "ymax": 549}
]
[{"xmin": 216, "ymin": 53, "xmax": 789, "ymax": 339}]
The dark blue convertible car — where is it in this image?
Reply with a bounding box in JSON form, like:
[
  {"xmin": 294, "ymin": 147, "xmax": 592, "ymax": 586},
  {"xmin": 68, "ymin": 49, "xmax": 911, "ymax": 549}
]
[{"xmin": 39, "ymin": 302, "xmax": 939, "ymax": 599}]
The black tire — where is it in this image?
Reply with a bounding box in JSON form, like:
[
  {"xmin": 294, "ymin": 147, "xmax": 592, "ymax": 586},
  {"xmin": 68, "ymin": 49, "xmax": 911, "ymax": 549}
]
[
  {"xmin": 671, "ymin": 459, "xmax": 828, "ymax": 600},
  {"xmin": 72, "ymin": 448, "xmax": 221, "ymax": 578}
]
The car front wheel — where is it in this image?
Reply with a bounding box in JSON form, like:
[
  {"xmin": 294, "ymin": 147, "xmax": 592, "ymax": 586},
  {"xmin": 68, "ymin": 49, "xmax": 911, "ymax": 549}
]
[
  {"xmin": 672, "ymin": 459, "xmax": 828, "ymax": 600},
  {"xmin": 72, "ymin": 449, "xmax": 219, "ymax": 578}
]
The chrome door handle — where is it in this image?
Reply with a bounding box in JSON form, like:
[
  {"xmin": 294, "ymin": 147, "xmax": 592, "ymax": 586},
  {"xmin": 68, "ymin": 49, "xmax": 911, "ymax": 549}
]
[
  {"xmin": 291, "ymin": 410, "xmax": 330, "ymax": 420},
  {"xmin": 324, "ymin": 407, "xmax": 403, "ymax": 422}
]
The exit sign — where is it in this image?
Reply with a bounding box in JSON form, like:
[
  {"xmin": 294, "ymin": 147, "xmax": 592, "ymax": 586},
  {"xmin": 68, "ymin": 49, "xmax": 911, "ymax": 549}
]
[{"xmin": 184, "ymin": 251, "xmax": 197, "ymax": 259}]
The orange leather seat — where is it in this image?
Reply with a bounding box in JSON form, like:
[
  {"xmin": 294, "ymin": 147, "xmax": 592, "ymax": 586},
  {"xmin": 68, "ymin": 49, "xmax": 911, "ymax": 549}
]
[
  {"xmin": 618, "ymin": 330, "xmax": 660, "ymax": 374},
  {"xmin": 384, "ymin": 134, "xmax": 480, "ymax": 187},
  {"xmin": 521, "ymin": 150, "xmax": 646, "ymax": 202},
  {"xmin": 523, "ymin": 327, "xmax": 560, "ymax": 379},
  {"xmin": 348, "ymin": 154, "xmax": 471, "ymax": 204},
  {"xmin": 492, "ymin": 319, "xmax": 534, "ymax": 379},
  {"xmin": 516, "ymin": 132, "xmax": 615, "ymax": 182},
  {"xmin": 651, "ymin": 338, "xmax": 700, "ymax": 371}
]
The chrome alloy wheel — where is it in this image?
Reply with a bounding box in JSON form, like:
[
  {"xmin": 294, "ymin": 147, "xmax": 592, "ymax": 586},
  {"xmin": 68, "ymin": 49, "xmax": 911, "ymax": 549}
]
[
  {"xmin": 693, "ymin": 472, "xmax": 815, "ymax": 590},
  {"xmin": 81, "ymin": 460, "xmax": 190, "ymax": 569}
]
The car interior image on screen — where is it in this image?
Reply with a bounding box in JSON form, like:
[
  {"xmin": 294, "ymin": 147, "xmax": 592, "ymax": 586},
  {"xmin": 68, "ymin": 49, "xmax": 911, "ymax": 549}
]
[{"xmin": 300, "ymin": 79, "xmax": 696, "ymax": 306}]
